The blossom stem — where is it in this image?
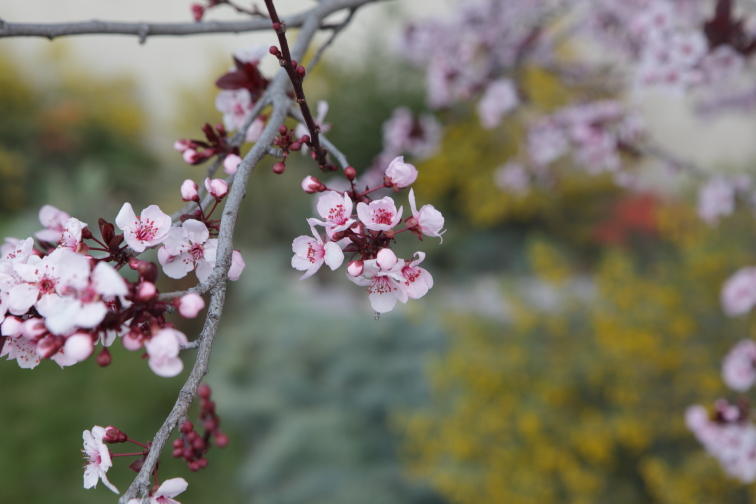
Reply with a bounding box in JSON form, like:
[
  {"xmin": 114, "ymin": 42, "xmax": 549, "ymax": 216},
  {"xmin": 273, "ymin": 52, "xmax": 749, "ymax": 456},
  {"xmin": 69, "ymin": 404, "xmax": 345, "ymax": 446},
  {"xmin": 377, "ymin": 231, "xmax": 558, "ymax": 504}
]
[
  {"xmin": 127, "ymin": 438, "xmax": 150, "ymax": 449},
  {"xmin": 354, "ymin": 184, "xmax": 387, "ymax": 198},
  {"xmin": 112, "ymin": 452, "xmax": 147, "ymax": 457}
]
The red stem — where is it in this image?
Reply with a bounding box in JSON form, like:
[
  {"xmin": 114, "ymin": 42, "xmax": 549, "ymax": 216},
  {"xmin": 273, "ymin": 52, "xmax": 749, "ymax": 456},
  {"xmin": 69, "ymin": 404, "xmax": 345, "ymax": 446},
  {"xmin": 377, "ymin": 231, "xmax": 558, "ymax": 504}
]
[
  {"xmin": 127, "ymin": 438, "xmax": 150, "ymax": 449},
  {"xmin": 111, "ymin": 452, "xmax": 146, "ymax": 457}
]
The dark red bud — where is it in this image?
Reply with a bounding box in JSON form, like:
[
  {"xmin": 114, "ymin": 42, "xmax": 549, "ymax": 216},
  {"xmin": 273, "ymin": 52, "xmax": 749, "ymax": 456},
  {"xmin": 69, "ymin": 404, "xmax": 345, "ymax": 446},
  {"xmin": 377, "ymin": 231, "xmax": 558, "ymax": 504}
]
[
  {"xmin": 191, "ymin": 4, "xmax": 205, "ymax": 22},
  {"xmin": 272, "ymin": 22, "xmax": 281, "ymax": 31},
  {"xmin": 278, "ymin": 125, "xmax": 288, "ymax": 135},
  {"xmin": 300, "ymin": 135, "xmax": 310, "ymax": 143},
  {"xmin": 173, "ymin": 438, "xmax": 184, "ymax": 449},
  {"xmin": 172, "ymin": 448, "xmax": 184, "ymax": 458},
  {"xmin": 96, "ymin": 347, "xmax": 112, "ymax": 367},
  {"xmin": 128, "ymin": 257, "xmax": 140, "ymax": 270},
  {"xmin": 183, "ymin": 448, "xmax": 194, "ymax": 460},
  {"xmin": 269, "ymin": 45, "xmax": 280, "ymax": 55},
  {"xmin": 344, "ymin": 166, "xmax": 357, "ymax": 180},
  {"xmin": 187, "ymin": 430, "xmax": 199, "ymax": 442},
  {"xmin": 198, "ymin": 383, "xmax": 211, "ymax": 399},
  {"xmin": 81, "ymin": 227, "xmax": 93, "ymax": 239},
  {"xmin": 140, "ymin": 262, "xmax": 159, "ymax": 283},
  {"xmin": 192, "ymin": 438, "xmax": 205, "ymax": 450},
  {"xmin": 197, "ymin": 457, "xmax": 208, "ymax": 469},
  {"xmin": 296, "ymin": 66, "xmax": 306, "ymax": 77},
  {"xmin": 273, "ymin": 162, "xmax": 286, "ymax": 174},
  {"xmin": 290, "ymin": 142, "xmax": 302, "ymax": 151},
  {"xmin": 384, "ymin": 229, "xmax": 395, "ymax": 239},
  {"xmin": 181, "ymin": 421, "xmax": 194, "ymax": 433},
  {"xmin": 290, "ymin": 60, "xmax": 298, "ymax": 69},
  {"xmin": 189, "ymin": 461, "xmax": 200, "ymax": 472},
  {"xmin": 215, "ymin": 432, "xmax": 229, "ymax": 448},
  {"xmin": 118, "ymin": 432, "xmax": 128, "ymax": 443},
  {"xmin": 204, "ymin": 418, "xmax": 218, "ymax": 431},
  {"xmin": 204, "ymin": 401, "xmax": 216, "ymax": 413}
]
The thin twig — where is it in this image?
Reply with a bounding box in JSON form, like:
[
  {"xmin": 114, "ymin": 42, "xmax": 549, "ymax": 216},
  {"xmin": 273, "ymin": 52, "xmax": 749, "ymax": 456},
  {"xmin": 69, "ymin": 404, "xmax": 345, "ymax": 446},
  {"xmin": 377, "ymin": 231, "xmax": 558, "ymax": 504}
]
[
  {"xmin": 305, "ymin": 8, "xmax": 357, "ymax": 74},
  {"xmin": 288, "ymin": 106, "xmax": 350, "ymax": 169}
]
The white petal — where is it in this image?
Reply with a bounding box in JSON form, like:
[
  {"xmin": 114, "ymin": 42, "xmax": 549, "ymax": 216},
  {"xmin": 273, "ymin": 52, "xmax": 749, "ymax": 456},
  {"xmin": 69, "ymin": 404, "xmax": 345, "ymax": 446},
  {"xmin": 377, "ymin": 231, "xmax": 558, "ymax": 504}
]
[
  {"xmin": 323, "ymin": 242, "xmax": 344, "ymax": 271},
  {"xmin": 155, "ymin": 478, "xmax": 189, "ymax": 498}
]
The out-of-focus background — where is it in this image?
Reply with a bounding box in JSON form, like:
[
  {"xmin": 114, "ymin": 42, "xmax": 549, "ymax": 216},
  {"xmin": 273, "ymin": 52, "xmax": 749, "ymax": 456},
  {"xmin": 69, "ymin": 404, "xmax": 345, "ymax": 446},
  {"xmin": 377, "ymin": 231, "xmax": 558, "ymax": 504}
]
[{"xmin": 2, "ymin": 1, "xmax": 756, "ymax": 503}]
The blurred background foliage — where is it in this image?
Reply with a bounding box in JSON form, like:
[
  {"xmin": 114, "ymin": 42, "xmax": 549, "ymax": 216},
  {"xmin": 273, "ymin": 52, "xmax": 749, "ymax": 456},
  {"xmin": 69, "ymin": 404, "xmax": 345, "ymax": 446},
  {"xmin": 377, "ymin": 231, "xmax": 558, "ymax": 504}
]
[{"xmin": 1, "ymin": 21, "xmax": 755, "ymax": 504}]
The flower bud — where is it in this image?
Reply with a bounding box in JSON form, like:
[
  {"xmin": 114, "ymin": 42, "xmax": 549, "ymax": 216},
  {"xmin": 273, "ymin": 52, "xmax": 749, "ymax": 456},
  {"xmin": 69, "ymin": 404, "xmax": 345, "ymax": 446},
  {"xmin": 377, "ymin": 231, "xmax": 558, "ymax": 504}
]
[
  {"xmin": 63, "ymin": 332, "xmax": 94, "ymax": 362},
  {"xmin": 384, "ymin": 156, "xmax": 418, "ymax": 188},
  {"xmin": 291, "ymin": 60, "xmax": 298, "ymax": 69},
  {"xmin": 123, "ymin": 330, "xmax": 143, "ymax": 351},
  {"xmin": 191, "ymin": 4, "xmax": 204, "ymax": 21},
  {"xmin": 1, "ymin": 316, "xmax": 23, "ymax": 337},
  {"xmin": 278, "ymin": 125, "xmax": 289, "ymax": 135},
  {"xmin": 301, "ymin": 175, "xmax": 321, "ymax": 194},
  {"xmin": 273, "ymin": 162, "xmax": 286, "ymax": 174},
  {"xmin": 347, "ymin": 260, "xmax": 364, "ymax": 277},
  {"xmin": 344, "ymin": 166, "xmax": 357, "ymax": 180},
  {"xmin": 272, "ymin": 21, "xmax": 281, "ymax": 31},
  {"xmin": 36, "ymin": 335, "xmax": 64, "ymax": 359},
  {"xmin": 177, "ymin": 293, "xmax": 205, "ymax": 318},
  {"xmin": 181, "ymin": 421, "xmax": 194, "ymax": 433},
  {"xmin": 197, "ymin": 457, "xmax": 208, "ymax": 468},
  {"xmin": 103, "ymin": 427, "xmax": 122, "ymax": 443},
  {"xmin": 198, "ymin": 383, "xmax": 212, "ymax": 399},
  {"xmin": 96, "ymin": 347, "xmax": 112, "ymax": 367},
  {"xmin": 173, "ymin": 438, "xmax": 184, "ymax": 449},
  {"xmin": 296, "ymin": 66, "xmax": 306, "ymax": 78},
  {"xmin": 183, "ymin": 149, "xmax": 201, "ymax": 164},
  {"xmin": 269, "ymin": 45, "xmax": 280, "ymax": 55},
  {"xmin": 173, "ymin": 139, "xmax": 192, "ymax": 152},
  {"xmin": 223, "ymin": 154, "xmax": 242, "ymax": 175},
  {"xmin": 137, "ymin": 281, "xmax": 157, "ymax": 301},
  {"xmin": 22, "ymin": 318, "xmax": 47, "ymax": 339},
  {"xmin": 290, "ymin": 142, "xmax": 302, "ymax": 151},
  {"xmin": 215, "ymin": 432, "xmax": 229, "ymax": 448},
  {"xmin": 299, "ymin": 135, "xmax": 310, "ymax": 144},
  {"xmin": 376, "ymin": 248, "xmax": 398, "ymax": 269},
  {"xmin": 205, "ymin": 177, "xmax": 229, "ymax": 199},
  {"xmin": 180, "ymin": 179, "xmax": 199, "ymax": 201}
]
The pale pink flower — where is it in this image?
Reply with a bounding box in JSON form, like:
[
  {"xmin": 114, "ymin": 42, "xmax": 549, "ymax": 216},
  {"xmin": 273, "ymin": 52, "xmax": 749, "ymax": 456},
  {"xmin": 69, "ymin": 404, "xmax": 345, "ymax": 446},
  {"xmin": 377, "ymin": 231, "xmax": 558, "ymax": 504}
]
[
  {"xmin": 291, "ymin": 229, "xmax": 344, "ymax": 280},
  {"xmin": 180, "ymin": 180, "xmax": 198, "ymax": 201},
  {"xmin": 309, "ymin": 192, "xmax": 355, "ymax": 233},
  {"xmin": 721, "ymin": 267, "xmax": 756, "ymax": 317},
  {"xmin": 477, "ymin": 78, "xmax": 519, "ymax": 129},
  {"xmin": 173, "ymin": 139, "xmax": 192, "ymax": 152},
  {"xmin": 182, "ymin": 149, "xmax": 202, "ymax": 164},
  {"xmin": 145, "ymin": 328, "xmax": 188, "ymax": 377},
  {"xmin": 223, "ymin": 154, "xmax": 242, "ymax": 175},
  {"xmin": 385, "ymin": 156, "xmax": 418, "ymax": 188},
  {"xmin": 408, "ymin": 189, "xmax": 445, "ymax": 242},
  {"xmin": 234, "ymin": 45, "xmax": 268, "ymax": 64},
  {"xmin": 115, "ymin": 203, "xmax": 171, "ymax": 253},
  {"xmin": 528, "ymin": 119, "xmax": 569, "ymax": 166},
  {"xmin": 347, "ymin": 260, "xmax": 364, "ymax": 277},
  {"xmin": 159, "ymin": 220, "xmax": 218, "ymax": 282},
  {"xmin": 178, "ymin": 293, "xmax": 205, "ymax": 318},
  {"xmin": 245, "ymin": 116, "xmax": 265, "ymax": 143},
  {"xmin": 229, "ymin": 250, "xmax": 245, "ymax": 281},
  {"xmin": 59, "ymin": 217, "xmax": 87, "ymax": 252},
  {"xmin": 381, "ymin": 107, "xmax": 441, "ymax": 160},
  {"xmin": 494, "ymin": 162, "xmax": 530, "ymax": 194},
  {"xmin": 216, "ymin": 89, "xmax": 253, "ymax": 132},
  {"xmin": 64, "ymin": 332, "xmax": 95, "ymax": 363},
  {"xmin": 36, "ymin": 205, "xmax": 71, "ymax": 243},
  {"xmin": 400, "ymin": 252, "xmax": 434, "ymax": 299},
  {"xmin": 698, "ymin": 177, "xmax": 735, "ymax": 225},
  {"xmin": 0, "ymin": 335, "xmax": 41, "ymax": 369},
  {"xmin": 702, "ymin": 45, "xmax": 745, "ymax": 84},
  {"xmin": 722, "ymin": 340, "xmax": 756, "ymax": 392},
  {"xmin": 126, "ymin": 478, "xmax": 188, "ymax": 504},
  {"xmin": 83, "ymin": 425, "xmax": 118, "ymax": 493},
  {"xmin": 357, "ymin": 197, "xmax": 403, "ymax": 232},
  {"xmin": 205, "ymin": 178, "xmax": 228, "ymax": 199},
  {"xmin": 1, "ymin": 236, "xmax": 33, "ymax": 263},
  {"xmin": 347, "ymin": 258, "xmax": 407, "ymax": 313}
]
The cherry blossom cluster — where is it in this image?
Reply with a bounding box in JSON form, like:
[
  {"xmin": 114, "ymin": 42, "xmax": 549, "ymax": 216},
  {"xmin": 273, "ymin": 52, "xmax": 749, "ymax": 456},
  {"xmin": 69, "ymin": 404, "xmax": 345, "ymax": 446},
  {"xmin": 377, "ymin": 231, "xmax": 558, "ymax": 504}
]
[
  {"xmin": 291, "ymin": 156, "xmax": 444, "ymax": 314},
  {"xmin": 171, "ymin": 384, "xmax": 228, "ymax": 472},
  {"xmin": 697, "ymin": 174, "xmax": 752, "ymax": 225},
  {"xmin": 83, "ymin": 424, "xmax": 190, "ymax": 502},
  {"xmin": 686, "ymin": 339, "xmax": 756, "ymax": 482},
  {"xmin": 0, "ymin": 175, "xmax": 245, "ymax": 376},
  {"xmin": 174, "ymin": 122, "xmax": 245, "ymax": 175}
]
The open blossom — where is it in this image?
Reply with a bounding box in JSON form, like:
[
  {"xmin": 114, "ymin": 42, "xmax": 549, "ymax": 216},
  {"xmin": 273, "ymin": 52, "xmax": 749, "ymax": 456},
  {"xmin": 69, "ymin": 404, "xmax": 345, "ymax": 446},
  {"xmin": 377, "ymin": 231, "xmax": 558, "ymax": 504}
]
[
  {"xmin": 115, "ymin": 203, "xmax": 171, "ymax": 253},
  {"xmin": 698, "ymin": 177, "xmax": 735, "ymax": 225},
  {"xmin": 126, "ymin": 478, "xmax": 188, "ymax": 504},
  {"xmin": 408, "ymin": 189, "xmax": 446, "ymax": 242},
  {"xmin": 348, "ymin": 258, "xmax": 407, "ymax": 313},
  {"xmin": 35, "ymin": 205, "xmax": 71, "ymax": 243},
  {"xmin": 309, "ymin": 192, "xmax": 355, "ymax": 234},
  {"xmin": 721, "ymin": 267, "xmax": 756, "ymax": 317},
  {"xmin": 384, "ymin": 156, "xmax": 418, "ymax": 188},
  {"xmin": 145, "ymin": 328, "xmax": 188, "ymax": 377},
  {"xmin": 83, "ymin": 426, "xmax": 118, "ymax": 493},
  {"xmin": 382, "ymin": 107, "xmax": 441, "ymax": 160},
  {"xmin": 159, "ymin": 220, "xmax": 218, "ymax": 282},
  {"xmin": 291, "ymin": 228, "xmax": 344, "ymax": 280},
  {"xmin": 216, "ymin": 89, "xmax": 254, "ymax": 132},
  {"xmin": 477, "ymin": 78, "xmax": 519, "ymax": 129},
  {"xmin": 223, "ymin": 154, "xmax": 242, "ymax": 175},
  {"xmin": 59, "ymin": 217, "xmax": 87, "ymax": 252},
  {"xmin": 723, "ymin": 340, "xmax": 756, "ymax": 392},
  {"xmin": 400, "ymin": 252, "xmax": 434, "ymax": 299},
  {"xmin": 357, "ymin": 197, "xmax": 403, "ymax": 232}
]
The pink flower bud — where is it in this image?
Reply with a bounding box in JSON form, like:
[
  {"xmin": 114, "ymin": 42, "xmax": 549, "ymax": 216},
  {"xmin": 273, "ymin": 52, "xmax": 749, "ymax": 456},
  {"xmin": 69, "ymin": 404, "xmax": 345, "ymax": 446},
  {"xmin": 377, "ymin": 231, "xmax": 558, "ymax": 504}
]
[
  {"xmin": 178, "ymin": 293, "xmax": 205, "ymax": 318},
  {"xmin": 205, "ymin": 177, "xmax": 229, "ymax": 199},
  {"xmin": 344, "ymin": 166, "xmax": 357, "ymax": 181},
  {"xmin": 183, "ymin": 148, "xmax": 201, "ymax": 164},
  {"xmin": 137, "ymin": 281, "xmax": 157, "ymax": 301},
  {"xmin": 347, "ymin": 260, "xmax": 364, "ymax": 277},
  {"xmin": 223, "ymin": 154, "xmax": 242, "ymax": 175},
  {"xmin": 191, "ymin": 3, "xmax": 205, "ymax": 21},
  {"xmin": 174, "ymin": 139, "xmax": 191, "ymax": 152},
  {"xmin": 273, "ymin": 162, "xmax": 286, "ymax": 174},
  {"xmin": 122, "ymin": 330, "xmax": 143, "ymax": 351},
  {"xmin": 22, "ymin": 318, "xmax": 47, "ymax": 339},
  {"xmin": 1, "ymin": 316, "xmax": 23, "ymax": 337},
  {"xmin": 63, "ymin": 332, "xmax": 94, "ymax": 362},
  {"xmin": 228, "ymin": 250, "xmax": 246, "ymax": 281},
  {"xmin": 301, "ymin": 175, "xmax": 321, "ymax": 194},
  {"xmin": 376, "ymin": 248, "xmax": 398, "ymax": 269},
  {"xmin": 385, "ymin": 156, "xmax": 418, "ymax": 188},
  {"xmin": 181, "ymin": 179, "xmax": 199, "ymax": 201},
  {"xmin": 36, "ymin": 335, "xmax": 64, "ymax": 359}
]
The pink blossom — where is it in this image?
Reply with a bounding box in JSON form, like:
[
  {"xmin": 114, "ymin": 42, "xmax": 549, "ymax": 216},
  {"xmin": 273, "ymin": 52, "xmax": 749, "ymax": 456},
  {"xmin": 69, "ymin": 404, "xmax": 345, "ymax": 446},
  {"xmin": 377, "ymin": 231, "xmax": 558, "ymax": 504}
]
[
  {"xmin": 698, "ymin": 177, "xmax": 735, "ymax": 225},
  {"xmin": 408, "ymin": 189, "xmax": 445, "ymax": 242},
  {"xmin": 1, "ymin": 236, "xmax": 33, "ymax": 263},
  {"xmin": 35, "ymin": 205, "xmax": 71, "ymax": 243},
  {"xmin": 381, "ymin": 107, "xmax": 441, "ymax": 160},
  {"xmin": 64, "ymin": 332, "xmax": 95, "ymax": 363},
  {"xmin": 309, "ymin": 192, "xmax": 356, "ymax": 233},
  {"xmin": 83, "ymin": 425, "xmax": 118, "ymax": 493},
  {"xmin": 302, "ymin": 176, "xmax": 321, "ymax": 194},
  {"xmin": 528, "ymin": 119, "xmax": 569, "ymax": 166},
  {"xmin": 182, "ymin": 149, "xmax": 202, "ymax": 164},
  {"xmin": 722, "ymin": 340, "xmax": 756, "ymax": 392},
  {"xmin": 357, "ymin": 197, "xmax": 403, "ymax": 232},
  {"xmin": 145, "ymin": 328, "xmax": 188, "ymax": 377},
  {"xmin": 223, "ymin": 154, "xmax": 242, "ymax": 175},
  {"xmin": 347, "ymin": 258, "xmax": 407, "ymax": 313},
  {"xmin": 173, "ymin": 139, "xmax": 194, "ymax": 152},
  {"xmin": 178, "ymin": 293, "xmax": 205, "ymax": 318},
  {"xmin": 205, "ymin": 177, "xmax": 228, "ymax": 199},
  {"xmin": 291, "ymin": 229, "xmax": 344, "ymax": 280},
  {"xmin": 181, "ymin": 180, "xmax": 199, "ymax": 201},
  {"xmin": 159, "ymin": 220, "xmax": 218, "ymax": 282},
  {"xmin": 376, "ymin": 248, "xmax": 398, "ymax": 270},
  {"xmin": 494, "ymin": 162, "xmax": 530, "ymax": 194},
  {"xmin": 0, "ymin": 335, "xmax": 41, "ymax": 369},
  {"xmin": 215, "ymin": 89, "xmax": 253, "ymax": 132},
  {"xmin": 400, "ymin": 252, "xmax": 434, "ymax": 299},
  {"xmin": 701, "ymin": 45, "xmax": 745, "ymax": 84},
  {"xmin": 347, "ymin": 260, "xmax": 364, "ymax": 277},
  {"xmin": 385, "ymin": 156, "xmax": 418, "ymax": 188},
  {"xmin": 59, "ymin": 217, "xmax": 87, "ymax": 252},
  {"xmin": 115, "ymin": 203, "xmax": 171, "ymax": 253},
  {"xmin": 127, "ymin": 478, "xmax": 188, "ymax": 504},
  {"xmin": 477, "ymin": 78, "xmax": 519, "ymax": 129},
  {"xmin": 229, "ymin": 250, "xmax": 245, "ymax": 281},
  {"xmin": 721, "ymin": 267, "xmax": 756, "ymax": 317}
]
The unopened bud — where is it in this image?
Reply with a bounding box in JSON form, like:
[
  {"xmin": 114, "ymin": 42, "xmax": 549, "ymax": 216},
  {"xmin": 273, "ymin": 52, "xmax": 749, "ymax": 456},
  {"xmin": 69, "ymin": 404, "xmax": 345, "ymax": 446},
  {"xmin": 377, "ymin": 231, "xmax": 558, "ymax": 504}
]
[
  {"xmin": 204, "ymin": 177, "xmax": 228, "ymax": 199},
  {"xmin": 181, "ymin": 421, "xmax": 194, "ymax": 433},
  {"xmin": 301, "ymin": 175, "xmax": 321, "ymax": 194},
  {"xmin": 198, "ymin": 383, "xmax": 211, "ymax": 399},
  {"xmin": 215, "ymin": 432, "xmax": 229, "ymax": 448},
  {"xmin": 290, "ymin": 141, "xmax": 302, "ymax": 151},
  {"xmin": 405, "ymin": 216, "xmax": 418, "ymax": 228},
  {"xmin": 278, "ymin": 125, "xmax": 288, "ymax": 135},
  {"xmin": 177, "ymin": 293, "xmax": 205, "ymax": 318},
  {"xmin": 103, "ymin": 427, "xmax": 122, "ymax": 443},
  {"xmin": 344, "ymin": 166, "xmax": 356, "ymax": 181},
  {"xmin": 296, "ymin": 66, "xmax": 306, "ymax": 78},
  {"xmin": 347, "ymin": 260, "xmax": 364, "ymax": 277},
  {"xmin": 269, "ymin": 45, "xmax": 280, "ymax": 55},
  {"xmin": 273, "ymin": 162, "xmax": 286, "ymax": 174},
  {"xmin": 191, "ymin": 4, "xmax": 205, "ymax": 22},
  {"xmin": 172, "ymin": 448, "xmax": 184, "ymax": 458},
  {"xmin": 300, "ymin": 135, "xmax": 310, "ymax": 144},
  {"xmin": 36, "ymin": 335, "xmax": 64, "ymax": 360},
  {"xmin": 290, "ymin": 59, "xmax": 298, "ymax": 69},
  {"xmin": 96, "ymin": 347, "xmax": 112, "ymax": 367},
  {"xmin": 173, "ymin": 439, "xmax": 185, "ymax": 449},
  {"xmin": 272, "ymin": 21, "xmax": 281, "ymax": 31},
  {"xmin": 137, "ymin": 281, "xmax": 157, "ymax": 301},
  {"xmin": 63, "ymin": 332, "xmax": 94, "ymax": 362},
  {"xmin": 376, "ymin": 248, "xmax": 398, "ymax": 269},
  {"xmin": 189, "ymin": 461, "xmax": 200, "ymax": 472},
  {"xmin": 223, "ymin": 154, "xmax": 242, "ymax": 175},
  {"xmin": 123, "ymin": 330, "xmax": 143, "ymax": 351},
  {"xmin": 197, "ymin": 458, "xmax": 208, "ymax": 469}
]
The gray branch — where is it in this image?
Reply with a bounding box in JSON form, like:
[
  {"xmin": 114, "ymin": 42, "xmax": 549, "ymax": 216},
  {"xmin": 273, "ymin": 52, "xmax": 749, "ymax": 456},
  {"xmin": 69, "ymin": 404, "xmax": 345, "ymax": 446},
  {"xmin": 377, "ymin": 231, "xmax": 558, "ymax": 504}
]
[{"xmin": 117, "ymin": 0, "xmax": 377, "ymax": 501}]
